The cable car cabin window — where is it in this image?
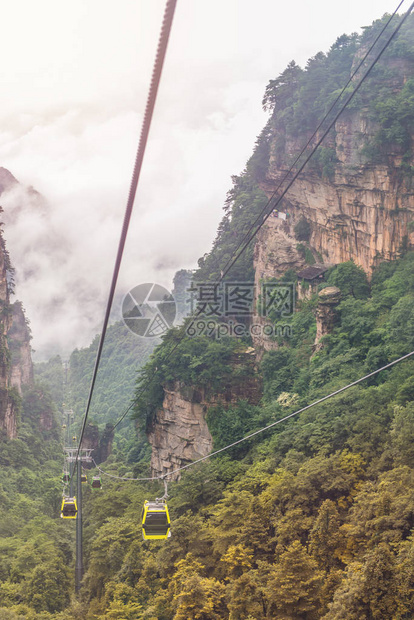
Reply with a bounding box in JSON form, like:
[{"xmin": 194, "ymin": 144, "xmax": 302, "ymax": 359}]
[{"xmin": 144, "ymin": 512, "xmax": 169, "ymax": 533}]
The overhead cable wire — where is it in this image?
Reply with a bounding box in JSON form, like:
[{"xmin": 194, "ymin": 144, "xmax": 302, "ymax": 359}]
[
  {"xmin": 95, "ymin": 349, "xmax": 414, "ymax": 482},
  {"xmin": 92, "ymin": 458, "xmax": 154, "ymax": 481},
  {"xmin": 109, "ymin": 0, "xmax": 413, "ymax": 432},
  {"xmin": 215, "ymin": 0, "xmax": 407, "ymax": 280},
  {"xmin": 112, "ymin": 402, "xmax": 134, "ymax": 431},
  {"xmin": 74, "ymin": 0, "xmax": 178, "ymax": 470}
]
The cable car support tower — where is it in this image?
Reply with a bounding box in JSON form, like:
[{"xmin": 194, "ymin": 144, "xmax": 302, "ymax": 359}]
[{"xmin": 64, "ymin": 447, "xmax": 93, "ymax": 593}]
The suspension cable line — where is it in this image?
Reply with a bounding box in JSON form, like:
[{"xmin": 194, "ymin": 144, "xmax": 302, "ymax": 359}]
[
  {"xmin": 95, "ymin": 349, "xmax": 414, "ymax": 482},
  {"xmin": 73, "ymin": 0, "xmax": 178, "ymax": 470}
]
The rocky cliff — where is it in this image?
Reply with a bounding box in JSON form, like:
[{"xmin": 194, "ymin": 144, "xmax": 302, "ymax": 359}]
[
  {"xmin": 147, "ymin": 19, "xmax": 414, "ymax": 470},
  {"xmin": 149, "ymin": 350, "xmax": 261, "ymax": 479},
  {"xmin": 0, "ymin": 233, "xmax": 34, "ymax": 438},
  {"xmin": 251, "ymin": 30, "xmax": 414, "ymax": 350},
  {"xmin": 148, "ymin": 384, "xmax": 213, "ymax": 480},
  {"xmin": 256, "ymin": 116, "xmax": 414, "ymax": 282},
  {"xmin": 81, "ymin": 422, "xmax": 114, "ymax": 465},
  {"xmin": 255, "ymin": 30, "xmax": 414, "ymax": 281},
  {"xmin": 9, "ymin": 301, "xmax": 34, "ymax": 395},
  {"xmin": 0, "ymin": 169, "xmax": 35, "ymax": 437}
]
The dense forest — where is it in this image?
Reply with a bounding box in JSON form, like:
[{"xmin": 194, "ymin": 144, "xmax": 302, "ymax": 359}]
[{"xmin": 0, "ymin": 10, "xmax": 413, "ymax": 620}]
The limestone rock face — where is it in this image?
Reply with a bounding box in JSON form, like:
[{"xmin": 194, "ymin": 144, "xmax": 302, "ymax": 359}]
[
  {"xmin": 148, "ymin": 384, "xmax": 213, "ymax": 480},
  {"xmin": 97, "ymin": 423, "xmax": 114, "ymax": 464},
  {"xmin": 257, "ymin": 109, "xmax": 414, "ymax": 279},
  {"xmin": 81, "ymin": 422, "xmax": 114, "ymax": 465},
  {"xmin": 149, "ymin": 352, "xmax": 262, "ymax": 480},
  {"xmin": 0, "ymin": 168, "xmax": 44, "ymax": 438},
  {"xmin": 9, "ymin": 302, "xmax": 34, "ymax": 395},
  {"xmin": 0, "ymin": 168, "xmax": 18, "ymax": 195},
  {"xmin": 0, "ymin": 238, "xmax": 34, "ymax": 438},
  {"xmin": 314, "ymin": 287, "xmax": 341, "ymax": 351},
  {"xmin": 251, "ymin": 94, "xmax": 413, "ymax": 354}
]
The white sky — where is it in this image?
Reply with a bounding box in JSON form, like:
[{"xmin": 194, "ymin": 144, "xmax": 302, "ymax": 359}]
[{"xmin": 0, "ymin": 0, "xmax": 401, "ymax": 358}]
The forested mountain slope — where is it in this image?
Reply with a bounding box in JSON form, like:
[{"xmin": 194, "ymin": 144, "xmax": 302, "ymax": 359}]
[{"xmin": 36, "ymin": 321, "xmax": 154, "ymax": 428}]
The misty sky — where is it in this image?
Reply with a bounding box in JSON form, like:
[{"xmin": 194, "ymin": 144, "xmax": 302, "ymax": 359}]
[{"xmin": 0, "ymin": 0, "xmax": 401, "ymax": 359}]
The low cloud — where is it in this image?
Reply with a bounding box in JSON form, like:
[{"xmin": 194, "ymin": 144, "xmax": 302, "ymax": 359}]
[{"xmin": 0, "ymin": 92, "xmax": 266, "ymax": 359}]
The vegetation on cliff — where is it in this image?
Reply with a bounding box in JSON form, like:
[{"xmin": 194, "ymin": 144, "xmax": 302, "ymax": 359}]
[{"xmin": 257, "ymin": 12, "xmax": 414, "ymax": 180}]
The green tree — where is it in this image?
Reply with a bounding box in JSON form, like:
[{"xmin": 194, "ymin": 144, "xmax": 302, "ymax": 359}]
[
  {"xmin": 324, "ymin": 544, "xmax": 397, "ymax": 620},
  {"xmin": 25, "ymin": 557, "xmax": 71, "ymax": 613},
  {"xmin": 266, "ymin": 541, "xmax": 323, "ymax": 619},
  {"xmin": 309, "ymin": 500, "xmax": 343, "ymax": 569},
  {"xmin": 171, "ymin": 555, "xmax": 227, "ymax": 620},
  {"xmin": 327, "ymin": 261, "xmax": 370, "ymax": 299}
]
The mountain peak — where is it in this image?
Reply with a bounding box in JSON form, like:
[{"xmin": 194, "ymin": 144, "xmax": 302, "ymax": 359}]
[{"xmin": 0, "ymin": 168, "xmax": 18, "ymax": 195}]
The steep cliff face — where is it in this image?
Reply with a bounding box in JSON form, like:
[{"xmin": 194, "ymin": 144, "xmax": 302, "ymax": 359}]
[
  {"xmin": 9, "ymin": 301, "xmax": 34, "ymax": 395},
  {"xmin": 257, "ymin": 117, "xmax": 414, "ymax": 280},
  {"xmin": 0, "ymin": 233, "xmax": 33, "ymax": 438},
  {"xmin": 0, "ymin": 200, "xmax": 34, "ymax": 438},
  {"xmin": 313, "ymin": 286, "xmax": 341, "ymax": 352},
  {"xmin": 81, "ymin": 422, "xmax": 114, "ymax": 465},
  {"xmin": 251, "ymin": 36, "xmax": 414, "ymax": 352},
  {"xmin": 256, "ymin": 35, "xmax": 414, "ymax": 280},
  {"xmin": 146, "ymin": 22, "xmax": 414, "ymax": 470},
  {"xmin": 149, "ymin": 351, "xmax": 261, "ymax": 479},
  {"xmin": 148, "ymin": 384, "xmax": 213, "ymax": 480}
]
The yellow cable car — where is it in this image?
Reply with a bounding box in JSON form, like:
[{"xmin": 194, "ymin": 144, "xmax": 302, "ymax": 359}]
[
  {"xmin": 81, "ymin": 474, "xmax": 87, "ymax": 484},
  {"xmin": 61, "ymin": 497, "xmax": 77, "ymax": 519},
  {"xmin": 141, "ymin": 500, "xmax": 171, "ymax": 540}
]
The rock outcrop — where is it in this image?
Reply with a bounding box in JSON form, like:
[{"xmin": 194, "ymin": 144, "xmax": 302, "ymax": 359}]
[
  {"xmin": 0, "ymin": 168, "xmax": 18, "ymax": 195},
  {"xmin": 149, "ymin": 351, "xmax": 261, "ymax": 479},
  {"xmin": 148, "ymin": 384, "xmax": 213, "ymax": 480},
  {"xmin": 313, "ymin": 287, "xmax": 341, "ymax": 352},
  {"xmin": 257, "ymin": 112, "xmax": 414, "ymax": 280},
  {"xmin": 81, "ymin": 422, "xmax": 114, "ymax": 465},
  {"xmin": 148, "ymin": 40, "xmax": 414, "ymax": 472},
  {"xmin": 252, "ymin": 56, "xmax": 414, "ymax": 353},
  {"xmin": 9, "ymin": 301, "xmax": 34, "ymax": 395},
  {"xmin": 0, "ymin": 232, "xmax": 34, "ymax": 438}
]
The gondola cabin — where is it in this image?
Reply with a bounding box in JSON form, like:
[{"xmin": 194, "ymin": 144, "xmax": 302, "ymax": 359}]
[
  {"xmin": 81, "ymin": 474, "xmax": 87, "ymax": 484},
  {"xmin": 141, "ymin": 500, "xmax": 171, "ymax": 540},
  {"xmin": 61, "ymin": 497, "xmax": 77, "ymax": 519},
  {"xmin": 62, "ymin": 472, "xmax": 70, "ymax": 483},
  {"xmin": 91, "ymin": 476, "xmax": 102, "ymax": 489}
]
